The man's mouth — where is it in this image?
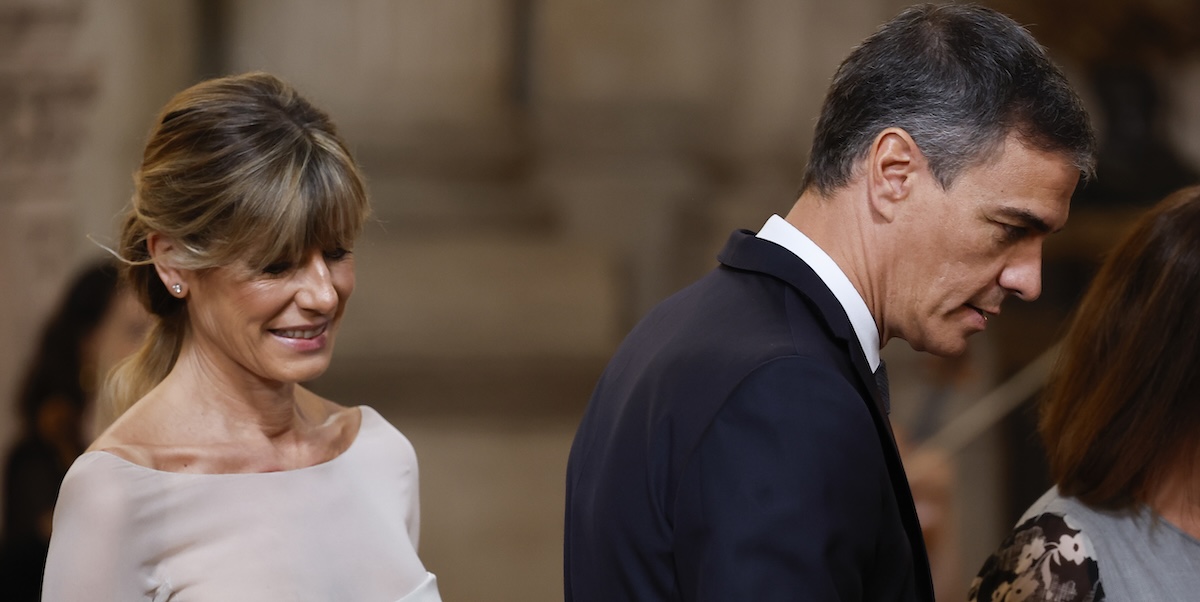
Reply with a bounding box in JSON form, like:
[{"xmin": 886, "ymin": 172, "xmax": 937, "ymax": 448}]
[{"xmin": 967, "ymin": 304, "xmax": 996, "ymax": 322}]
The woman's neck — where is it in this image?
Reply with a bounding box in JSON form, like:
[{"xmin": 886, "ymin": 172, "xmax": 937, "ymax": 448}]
[
  {"xmin": 164, "ymin": 342, "xmax": 319, "ymax": 441},
  {"xmin": 103, "ymin": 354, "xmax": 345, "ymax": 473},
  {"xmin": 1148, "ymin": 464, "xmax": 1200, "ymax": 539}
]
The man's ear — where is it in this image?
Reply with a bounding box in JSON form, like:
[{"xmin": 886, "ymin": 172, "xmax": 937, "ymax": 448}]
[
  {"xmin": 146, "ymin": 232, "xmax": 189, "ymax": 298},
  {"xmin": 866, "ymin": 128, "xmax": 924, "ymax": 221}
]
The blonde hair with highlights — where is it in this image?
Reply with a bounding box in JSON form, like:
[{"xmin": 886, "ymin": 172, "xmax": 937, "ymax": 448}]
[{"xmin": 103, "ymin": 72, "xmax": 369, "ymax": 420}]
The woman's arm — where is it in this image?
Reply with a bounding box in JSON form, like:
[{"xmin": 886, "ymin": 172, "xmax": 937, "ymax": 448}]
[{"xmin": 968, "ymin": 511, "xmax": 1103, "ymax": 602}]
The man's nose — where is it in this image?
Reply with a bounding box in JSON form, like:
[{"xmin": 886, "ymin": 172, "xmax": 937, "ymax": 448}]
[{"xmin": 999, "ymin": 244, "xmax": 1043, "ymax": 302}]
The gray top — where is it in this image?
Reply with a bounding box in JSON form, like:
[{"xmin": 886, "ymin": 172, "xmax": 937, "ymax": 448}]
[{"xmin": 1021, "ymin": 487, "xmax": 1200, "ymax": 602}]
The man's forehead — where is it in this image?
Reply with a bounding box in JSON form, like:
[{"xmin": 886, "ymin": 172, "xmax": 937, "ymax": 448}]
[{"xmin": 966, "ymin": 141, "xmax": 1078, "ymax": 229}]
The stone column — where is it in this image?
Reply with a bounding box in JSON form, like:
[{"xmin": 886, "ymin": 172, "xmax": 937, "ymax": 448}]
[
  {"xmin": 0, "ymin": 0, "xmax": 97, "ymax": 452},
  {"xmin": 531, "ymin": 0, "xmax": 724, "ymax": 321},
  {"xmin": 70, "ymin": 0, "xmax": 200, "ymax": 253},
  {"xmin": 223, "ymin": 0, "xmax": 523, "ymax": 226},
  {"xmin": 700, "ymin": 0, "xmax": 894, "ymax": 253}
]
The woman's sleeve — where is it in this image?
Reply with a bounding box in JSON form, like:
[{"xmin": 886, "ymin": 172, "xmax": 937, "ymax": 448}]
[
  {"xmin": 41, "ymin": 455, "xmax": 149, "ymax": 601},
  {"xmin": 405, "ymin": 444, "xmax": 422, "ymax": 550},
  {"xmin": 968, "ymin": 511, "xmax": 1104, "ymax": 602}
]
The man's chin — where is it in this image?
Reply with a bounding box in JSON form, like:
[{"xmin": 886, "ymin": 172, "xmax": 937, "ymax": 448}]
[{"xmin": 905, "ymin": 333, "xmax": 971, "ymax": 358}]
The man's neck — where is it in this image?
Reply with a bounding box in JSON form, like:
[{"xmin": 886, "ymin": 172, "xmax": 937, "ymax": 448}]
[{"xmin": 784, "ymin": 186, "xmax": 886, "ymax": 341}]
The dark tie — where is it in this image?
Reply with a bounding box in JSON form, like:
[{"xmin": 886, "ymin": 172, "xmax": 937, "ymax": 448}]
[{"xmin": 874, "ymin": 360, "xmax": 890, "ymax": 415}]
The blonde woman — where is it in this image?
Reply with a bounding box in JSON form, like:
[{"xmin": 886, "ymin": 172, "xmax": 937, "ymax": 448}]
[{"xmin": 41, "ymin": 73, "xmax": 440, "ymax": 601}]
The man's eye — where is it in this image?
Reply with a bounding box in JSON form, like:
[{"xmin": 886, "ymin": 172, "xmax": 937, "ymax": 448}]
[{"xmin": 999, "ymin": 223, "xmax": 1028, "ymax": 242}]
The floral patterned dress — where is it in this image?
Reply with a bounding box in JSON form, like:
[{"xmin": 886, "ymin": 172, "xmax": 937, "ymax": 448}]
[{"xmin": 969, "ymin": 512, "xmax": 1103, "ymax": 602}]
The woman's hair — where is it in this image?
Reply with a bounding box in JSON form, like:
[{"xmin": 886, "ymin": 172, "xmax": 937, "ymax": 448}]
[
  {"xmin": 1041, "ymin": 185, "xmax": 1200, "ymax": 510},
  {"xmin": 16, "ymin": 260, "xmax": 120, "ymax": 433},
  {"xmin": 105, "ymin": 72, "xmax": 369, "ymax": 417}
]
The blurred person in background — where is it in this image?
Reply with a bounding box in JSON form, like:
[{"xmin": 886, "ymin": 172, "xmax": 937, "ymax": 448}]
[
  {"xmin": 969, "ymin": 184, "xmax": 1200, "ymax": 601},
  {"xmin": 41, "ymin": 72, "xmax": 440, "ymax": 601},
  {"xmin": 0, "ymin": 259, "xmax": 148, "ymax": 602},
  {"xmin": 565, "ymin": 4, "xmax": 1095, "ymax": 601}
]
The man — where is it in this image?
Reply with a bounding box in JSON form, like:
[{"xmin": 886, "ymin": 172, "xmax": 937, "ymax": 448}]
[{"xmin": 564, "ymin": 4, "xmax": 1095, "ymax": 601}]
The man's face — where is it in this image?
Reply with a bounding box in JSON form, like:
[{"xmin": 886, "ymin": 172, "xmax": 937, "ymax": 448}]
[{"xmin": 887, "ymin": 136, "xmax": 1080, "ymax": 356}]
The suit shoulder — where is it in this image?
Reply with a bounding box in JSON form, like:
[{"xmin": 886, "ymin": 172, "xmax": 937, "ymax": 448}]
[
  {"xmin": 726, "ymin": 355, "xmax": 873, "ymax": 425},
  {"xmin": 634, "ymin": 266, "xmax": 800, "ymax": 354}
]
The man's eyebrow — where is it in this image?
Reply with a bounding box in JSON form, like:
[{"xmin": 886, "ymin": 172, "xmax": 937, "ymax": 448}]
[{"xmin": 996, "ymin": 207, "xmax": 1056, "ymax": 234}]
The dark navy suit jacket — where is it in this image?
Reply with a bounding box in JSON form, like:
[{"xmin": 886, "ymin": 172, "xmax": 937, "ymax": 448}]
[{"xmin": 565, "ymin": 230, "xmax": 934, "ymax": 601}]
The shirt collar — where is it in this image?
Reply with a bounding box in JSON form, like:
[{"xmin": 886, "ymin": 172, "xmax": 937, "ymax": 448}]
[{"xmin": 755, "ymin": 215, "xmax": 881, "ymax": 371}]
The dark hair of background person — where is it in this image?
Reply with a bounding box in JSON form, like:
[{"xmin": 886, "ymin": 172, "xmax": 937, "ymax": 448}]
[
  {"xmin": 13, "ymin": 261, "xmax": 119, "ymax": 431},
  {"xmin": 1, "ymin": 259, "xmax": 121, "ymax": 602},
  {"xmin": 1040, "ymin": 185, "xmax": 1200, "ymax": 510},
  {"xmin": 800, "ymin": 3, "xmax": 1096, "ymax": 196}
]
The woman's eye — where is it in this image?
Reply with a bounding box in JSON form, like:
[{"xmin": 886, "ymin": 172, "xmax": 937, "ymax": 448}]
[
  {"xmin": 324, "ymin": 248, "xmax": 350, "ymax": 261},
  {"xmin": 262, "ymin": 261, "xmax": 292, "ymax": 275}
]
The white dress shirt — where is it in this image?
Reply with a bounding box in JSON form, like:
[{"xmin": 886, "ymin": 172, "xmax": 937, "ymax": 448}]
[{"xmin": 756, "ymin": 214, "xmax": 881, "ymax": 371}]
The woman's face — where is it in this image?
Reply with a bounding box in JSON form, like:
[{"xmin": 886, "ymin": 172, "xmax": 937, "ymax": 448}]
[{"xmin": 183, "ymin": 247, "xmax": 355, "ymax": 386}]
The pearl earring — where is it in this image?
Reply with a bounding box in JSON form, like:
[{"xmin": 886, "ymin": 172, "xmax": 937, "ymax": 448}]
[{"xmin": 172, "ymin": 283, "xmax": 183, "ymax": 295}]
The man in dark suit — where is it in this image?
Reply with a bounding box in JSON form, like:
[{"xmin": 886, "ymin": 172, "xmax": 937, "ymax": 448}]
[{"xmin": 564, "ymin": 4, "xmax": 1096, "ymax": 601}]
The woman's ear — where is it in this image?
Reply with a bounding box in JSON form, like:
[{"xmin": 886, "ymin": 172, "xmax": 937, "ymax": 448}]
[
  {"xmin": 146, "ymin": 232, "xmax": 189, "ymax": 298},
  {"xmin": 866, "ymin": 127, "xmax": 924, "ymax": 222}
]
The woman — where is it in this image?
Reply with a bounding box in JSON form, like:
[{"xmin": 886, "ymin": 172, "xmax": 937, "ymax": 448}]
[
  {"xmin": 969, "ymin": 185, "xmax": 1200, "ymax": 602},
  {"xmin": 2, "ymin": 260, "xmax": 145, "ymax": 602},
  {"xmin": 42, "ymin": 73, "xmax": 441, "ymax": 601}
]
